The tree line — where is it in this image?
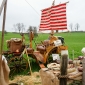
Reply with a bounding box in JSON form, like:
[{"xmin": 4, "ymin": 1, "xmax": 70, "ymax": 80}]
[
  {"xmin": 4, "ymin": 22, "xmax": 81, "ymax": 34},
  {"xmin": 69, "ymin": 23, "xmax": 80, "ymax": 31},
  {"xmin": 13, "ymin": 23, "xmax": 38, "ymax": 36}
]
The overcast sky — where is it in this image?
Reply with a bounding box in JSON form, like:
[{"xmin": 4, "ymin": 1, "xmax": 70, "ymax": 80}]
[{"xmin": 0, "ymin": 0, "xmax": 85, "ymax": 32}]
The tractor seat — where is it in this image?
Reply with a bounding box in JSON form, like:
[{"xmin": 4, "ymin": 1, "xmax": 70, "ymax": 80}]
[
  {"xmin": 27, "ymin": 48, "xmax": 34, "ymax": 54},
  {"xmin": 42, "ymin": 40, "xmax": 50, "ymax": 47},
  {"xmin": 36, "ymin": 45, "xmax": 46, "ymax": 54}
]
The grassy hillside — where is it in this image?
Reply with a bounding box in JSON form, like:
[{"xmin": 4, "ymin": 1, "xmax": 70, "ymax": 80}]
[
  {"xmin": 55, "ymin": 32, "xmax": 85, "ymax": 59},
  {"xmin": 0, "ymin": 32, "xmax": 85, "ymax": 59}
]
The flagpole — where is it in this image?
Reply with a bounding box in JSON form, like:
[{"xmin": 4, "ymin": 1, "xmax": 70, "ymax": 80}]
[
  {"xmin": 63, "ymin": 1, "xmax": 69, "ymax": 4},
  {"xmin": 66, "ymin": 1, "xmax": 69, "ymax": 4},
  {"xmin": 0, "ymin": 0, "xmax": 7, "ymax": 76},
  {"xmin": 50, "ymin": 0, "xmax": 55, "ymax": 35},
  {"xmin": 52, "ymin": 0, "xmax": 55, "ymax": 6}
]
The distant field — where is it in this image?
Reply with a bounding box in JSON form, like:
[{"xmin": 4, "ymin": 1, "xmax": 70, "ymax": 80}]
[{"xmin": 0, "ymin": 32, "xmax": 85, "ymax": 59}]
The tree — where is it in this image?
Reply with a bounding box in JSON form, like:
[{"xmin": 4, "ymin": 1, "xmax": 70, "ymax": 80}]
[
  {"xmin": 13, "ymin": 23, "xmax": 25, "ymax": 33},
  {"xmin": 75, "ymin": 23, "xmax": 80, "ymax": 31},
  {"xmin": 27, "ymin": 26, "xmax": 33, "ymax": 39},
  {"xmin": 27, "ymin": 26, "xmax": 38, "ymax": 39},
  {"xmin": 27, "ymin": 26, "xmax": 38, "ymax": 34},
  {"xmin": 27, "ymin": 26, "xmax": 33, "ymax": 33},
  {"xmin": 21, "ymin": 23, "xmax": 25, "ymax": 33},
  {"xmin": 69, "ymin": 23, "xmax": 73, "ymax": 31},
  {"xmin": 33, "ymin": 26, "xmax": 38, "ymax": 36}
]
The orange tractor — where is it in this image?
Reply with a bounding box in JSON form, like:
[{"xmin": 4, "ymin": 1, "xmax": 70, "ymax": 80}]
[
  {"xmin": 3, "ymin": 32, "xmax": 68, "ymax": 75},
  {"xmin": 27, "ymin": 31, "xmax": 68, "ymax": 65}
]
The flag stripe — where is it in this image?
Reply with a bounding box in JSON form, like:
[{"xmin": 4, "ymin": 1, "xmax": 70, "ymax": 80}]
[
  {"xmin": 51, "ymin": 5, "xmax": 66, "ymax": 11},
  {"xmin": 50, "ymin": 13, "xmax": 66, "ymax": 17},
  {"xmin": 50, "ymin": 22, "xmax": 67, "ymax": 25},
  {"xmin": 39, "ymin": 3, "xmax": 67, "ymax": 30},
  {"xmin": 40, "ymin": 27, "xmax": 67, "ymax": 30},
  {"xmin": 51, "ymin": 24, "xmax": 67, "ymax": 27},
  {"xmin": 50, "ymin": 17, "xmax": 66, "ymax": 21},
  {"xmin": 42, "ymin": 13, "xmax": 66, "ymax": 19}
]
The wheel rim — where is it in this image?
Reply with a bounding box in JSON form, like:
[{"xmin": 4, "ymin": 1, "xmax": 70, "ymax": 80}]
[{"xmin": 8, "ymin": 56, "xmax": 28, "ymax": 76}]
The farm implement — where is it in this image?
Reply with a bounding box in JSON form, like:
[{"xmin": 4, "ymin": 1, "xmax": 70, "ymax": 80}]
[{"xmin": 2, "ymin": 31, "xmax": 68, "ymax": 76}]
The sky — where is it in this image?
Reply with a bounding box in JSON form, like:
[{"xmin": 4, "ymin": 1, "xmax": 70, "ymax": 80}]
[{"xmin": 0, "ymin": 0, "xmax": 85, "ymax": 32}]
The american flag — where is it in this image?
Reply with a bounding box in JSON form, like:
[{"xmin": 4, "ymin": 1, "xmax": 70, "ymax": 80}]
[{"xmin": 39, "ymin": 2, "xmax": 67, "ymax": 30}]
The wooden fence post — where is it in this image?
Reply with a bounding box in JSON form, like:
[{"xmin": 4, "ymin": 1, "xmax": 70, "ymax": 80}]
[
  {"xmin": 82, "ymin": 58, "xmax": 85, "ymax": 85},
  {"xmin": 59, "ymin": 54, "xmax": 68, "ymax": 85}
]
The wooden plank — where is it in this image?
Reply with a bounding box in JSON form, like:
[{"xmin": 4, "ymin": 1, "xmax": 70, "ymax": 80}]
[
  {"xmin": 60, "ymin": 54, "xmax": 68, "ymax": 85},
  {"xmin": 0, "ymin": 0, "xmax": 7, "ymax": 81},
  {"xmin": 0, "ymin": 1, "xmax": 8, "ymax": 84},
  {"xmin": 0, "ymin": 0, "xmax": 6, "ymax": 15},
  {"xmin": 82, "ymin": 58, "xmax": 85, "ymax": 85}
]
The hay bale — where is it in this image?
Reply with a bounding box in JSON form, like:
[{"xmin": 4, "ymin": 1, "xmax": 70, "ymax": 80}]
[{"xmin": 9, "ymin": 72, "xmax": 41, "ymax": 85}]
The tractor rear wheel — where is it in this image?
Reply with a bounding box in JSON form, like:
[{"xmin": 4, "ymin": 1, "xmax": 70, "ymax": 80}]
[{"xmin": 8, "ymin": 56, "xmax": 28, "ymax": 76}]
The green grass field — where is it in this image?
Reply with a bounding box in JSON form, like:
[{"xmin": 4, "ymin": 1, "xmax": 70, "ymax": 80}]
[
  {"xmin": 0, "ymin": 32, "xmax": 85, "ymax": 59},
  {"xmin": 0, "ymin": 31, "xmax": 85, "ymax": 77}
]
